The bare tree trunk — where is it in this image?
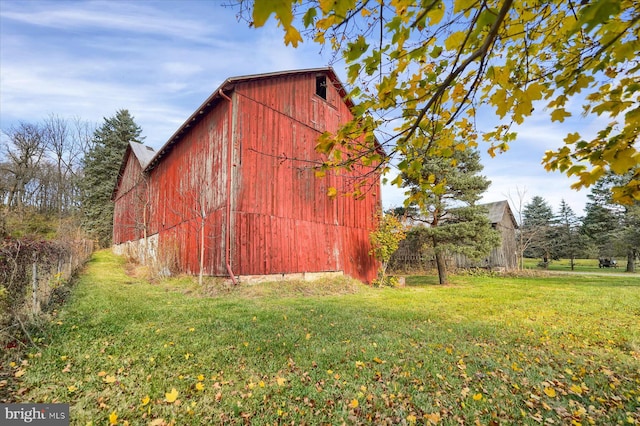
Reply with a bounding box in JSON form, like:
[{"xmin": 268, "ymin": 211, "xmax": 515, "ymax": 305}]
[{"xmin": 627, "ymin": 249, "xmax": 636, "ymax": 273}]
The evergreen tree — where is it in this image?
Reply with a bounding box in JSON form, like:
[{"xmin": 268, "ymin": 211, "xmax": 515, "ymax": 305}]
[
  {"xmin": 582, "ymin": 176, "xmax": 624, "ymax": 258},
  {"xmin": 553, "ymin": 200, "xmax": 588, "ymax": 270},
  {"xmin": 582, "ymin": 171, "xmax": 640, "ymax": 272},
  {"xmin": 402, "ymin": 145, "xmax": 500, "ymax": 285},
  {"xmin": 621, "ymin": 204, "xmax": 640, "ymax": 272},
  {"xmin": 521, "ymin": 196, "xmax": 554, "ymax": 262},
  {"xmin": 81, "ymin": 110, "xmax": 143, "ymax": 247}
]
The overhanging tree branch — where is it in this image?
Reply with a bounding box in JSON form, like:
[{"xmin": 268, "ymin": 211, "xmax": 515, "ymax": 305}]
[{"xmin": 401, "ymin": 0, "xmax": 514, "ymax": 146}]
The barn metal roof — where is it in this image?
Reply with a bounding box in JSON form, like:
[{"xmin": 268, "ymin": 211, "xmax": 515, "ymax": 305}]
[
  {"xmin": 129, "ymin": 141, "xmax": 156, "ymax": 169},
  {"xmin": 481, "ymin": 200, "xmax": 518, "ymax": 228},
  {"xmin": 111, "ymin": 142, "xmax": 156, "ymax": 200}
]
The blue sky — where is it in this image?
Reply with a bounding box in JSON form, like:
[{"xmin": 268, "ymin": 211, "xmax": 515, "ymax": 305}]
[{"xmin": 0, "ymin": 0, "xmax": 599, "ymax": 216}]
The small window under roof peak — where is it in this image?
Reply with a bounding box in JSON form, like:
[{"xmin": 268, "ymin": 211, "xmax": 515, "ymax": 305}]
[{"xmin": 315, "ymin": 75, "xmax": 327, "ymax": 100}]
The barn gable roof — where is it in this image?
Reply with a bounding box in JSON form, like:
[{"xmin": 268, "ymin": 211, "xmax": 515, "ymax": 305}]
[
  {"xmin": 408, "ymin": 200, "xmax": 518, "ymax": 229},
  {"xmin": 129, "ymin": 141, "xmax": 156, "ymax": 169},
  {"xmin": 144, "ymin": 67, "xmax": 350, "ymax": 172},
  {"xmin": 481, "ymin": 200, "xmax": 518, "ymax": 229},
  {"xmin": 112, "ymin": 141, "xmax": 156, "ymax": 200}
]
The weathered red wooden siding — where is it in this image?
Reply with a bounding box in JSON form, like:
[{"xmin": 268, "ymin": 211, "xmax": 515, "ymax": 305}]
[
  {"xmin": 114, "ymin": 69, "xmax": 380, "ymax": 283},
  {"xmin": 146, "ymin": 99, "xmax": 231, "ymax": 275},
  {"xmin": 113, "ymin": 149, "xmax": 147, "ymax": 243},
  {"xmin": 232, "ymin": 72, "xmax": 379, "ymax": 282}
]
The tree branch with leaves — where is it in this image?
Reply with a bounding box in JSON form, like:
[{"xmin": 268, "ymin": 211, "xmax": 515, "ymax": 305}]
[{"xmin": 238, "ymin": 0, "xmax": 639, "ymax": 204}]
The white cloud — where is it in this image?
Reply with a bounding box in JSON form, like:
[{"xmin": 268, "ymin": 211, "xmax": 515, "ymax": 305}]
[
  {"xmin": 1, "ymin": 0, "xmax": 224, "ymax": 43},
  {"xmin": 0, "ymin": 0, "xmax": 595, "ymax": 215}
]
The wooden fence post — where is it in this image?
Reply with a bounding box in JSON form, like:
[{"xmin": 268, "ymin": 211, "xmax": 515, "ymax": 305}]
[{"xmin": 32, "ymin": 253, "xmax": 38, "ymax": 316}]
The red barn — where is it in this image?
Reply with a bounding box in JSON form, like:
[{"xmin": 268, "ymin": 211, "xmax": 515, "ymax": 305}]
[{"xmin": 112, "ymin": 68, "xmax": 380, "ymax": 283}]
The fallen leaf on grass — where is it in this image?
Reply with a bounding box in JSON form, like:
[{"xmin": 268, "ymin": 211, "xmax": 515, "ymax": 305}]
[
  {"xmin": 165, "ymin": 388, "xmax": 179, "ymax": 403},
  {"xmin": 424, "ymin": 412, "xmax": 441, "ymax": 424},
  {"xmin": 569, "ymin": 384, "xmax": 583, "ymax": 395},
  {"xmin": 544, "ymin": 387, "xmax": 557, "ymax": 397},
  {"xmin": 348, "ymin": 399, "xmax": 359, "ymax": 408},
  {"xmin": 108, "ymin": 411, "xmax": 118, "ymax": 425}
]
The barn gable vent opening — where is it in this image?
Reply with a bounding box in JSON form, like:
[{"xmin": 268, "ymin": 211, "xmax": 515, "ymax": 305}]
[{"xmin": 315, "ymin": 75, "xmax": 327, "ymax": 100}]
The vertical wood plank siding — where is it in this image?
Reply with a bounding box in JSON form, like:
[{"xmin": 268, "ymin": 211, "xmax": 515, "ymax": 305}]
[
  {"xmin": 113, "ymin": 69, "xmax": 380, "ymax": 282},
  {"xmin": 231, "ymin": 72, "xmax": 378, "ymax": 282},
  {"xmin": 145, "ymin": 100, "xmax": 230, "ymax": 275},
  {"xmin": 113, "ymin": 149, "xmax": 147, "ymax": 243}
]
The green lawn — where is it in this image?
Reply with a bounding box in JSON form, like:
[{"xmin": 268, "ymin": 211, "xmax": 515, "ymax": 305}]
[
  {"xmin": 6, "ymin": 251, "xmax": 640, "ymax": 425},
  {"xmin": 521, "ymin": 257, "xmax": 636, "ymax": 273}
]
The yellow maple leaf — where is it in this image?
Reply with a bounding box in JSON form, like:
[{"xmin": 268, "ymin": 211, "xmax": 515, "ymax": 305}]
[
  {"xmin": 276, "ymin": 376, "xmax": 287, "ymax": 386},
  {"xmin": 569, "ymin": 384, "xmax": 583, "ymax": 395},
  {"xmin": 14, "ymin": 369, "xmax": 25, "ymax": 378},
  {"xmin": 424, "ymin": 411, "xmax": 441, "ymax": 424},
  {"xmin": 108, "ymin": 411, "xmax": 118, "ymax": 425},
  {"xmin": 141, "ymin": 396, "xmax": 150, "ymax": 406},
  {"xmin": 348, "ymin": 398, "xmax": 359, "ymax": 409},
  {"xmin": 195, "ymin": 382, "xmax": 204, "ymax": 391},
  {"xmin": 165, "ymin": 388, "xmax": 179, "ymax": 403},
  {"xmin": 197, "ymin": 374, "xmax": 205, "ymax": 381},
  {"xmin": 103, "ymin": 375, "xmax": 116, "ymax": 384},
  {"xmin": 67, "ymin": 385, "xmax": 77, "ymax": 393},
  {"xmin": 97, "ymin": 371, "xmax": 107, "ymax": 377},
  {"xmin": 473, "ymin": 393, "xmax": 483, "ymax": 401},
  {"xmin": 284, "ymin": 26, "xmax": 302, "ymax": 47},
  {"xmin": 544, "ymin": 387, "xmax": 557, "ymax": 398},
  {"xmin": 407, "ymin": 414, "xmax": 417, "ymax": 423}
]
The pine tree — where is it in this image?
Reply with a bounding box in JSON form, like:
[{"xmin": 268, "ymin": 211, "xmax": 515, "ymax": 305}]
[
  {"xmin": 81, "ymin": 110, "xmax": 143, "ymax": 247},
  {"xmin": 521, "ymin": 196, "xmax": 554, "ymax": 262},
  {"xmin": 402, "ymin": 146, "xmax": 500, "ymax": 285},
  {"xmin": 554, "ymin": 200, "xmax": 588, "ymax": 270},
  {"xmin": 622, "ymin": 204, "xmax": 640, "ymax": 272},
  {"xmin": 582, "ymin": 171, "xmax": 640, "ymax": 272},
  {"xmin": 582, "ymin": 176, "xmax": 624, "ymax": 258}
]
